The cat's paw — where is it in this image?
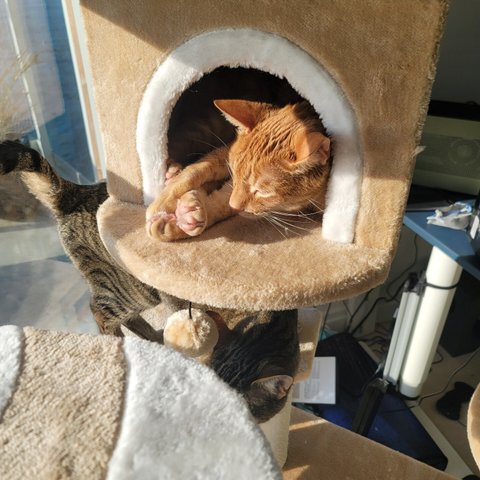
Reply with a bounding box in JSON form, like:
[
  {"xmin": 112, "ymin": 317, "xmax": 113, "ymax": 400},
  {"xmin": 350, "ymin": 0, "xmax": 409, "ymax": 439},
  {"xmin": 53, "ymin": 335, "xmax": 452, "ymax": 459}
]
[
  {"xmin": 146, "ymin": 190, "xmax": 207, "ymax": 241},
  {"xmin": 165, "ymin": 160, "xmax": 182, "ymax": 185},
  {"xmin": 175, "ymin": 190, "xmax": 207, "ymax": 236},
  {"xmin": 146, "ymin": 211, "xmax": 178, "ymax": 241}
]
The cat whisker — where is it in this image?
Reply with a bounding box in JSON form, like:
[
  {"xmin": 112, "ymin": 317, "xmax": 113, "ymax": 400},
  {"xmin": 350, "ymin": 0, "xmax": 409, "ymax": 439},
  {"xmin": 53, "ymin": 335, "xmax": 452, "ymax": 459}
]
[
  {"xmin": 191, "ymin": 124, "xmax": 234, "ymax": 180},
  {"xmin": 190, "ymin": 138, "xmax": 224, "ymax": 151},
  {"xmin": 185, "ymin": 136, "xmax": 233, "ymax": 180},
  {"xmin": 264, "ymin": 217, "xmax": 288, "ymax": 240},
  {"xmin": 308, "ymin": 198, "xmax": 325, "ymax": 209},
  {"xmin": 271, "ymin": 210, "xmax": 318, "ymax": 217},
  {"xmin": 273, "ymin": 217, "xmax": 310, "ymax": 230},
  {"xmin": 299, "ymin": 211, "xmax": 320, "ymax": 222},
  {"xmin": 224, "ymin": 157, "xmax": 234, "ymax": 180},
  {"xmin": 265, "ymin": 220, "xmax": 286, "ymax": 239},
  {"xmin": 269, "ymin": 216, "xmax": 311, "ymax": 233},
  {"xmin": 270, "ymin": 210, "xmax": 318, "ymax": 224},
  {"xmin": 308, "ymin": 199, "xmax": 325, "ymax": 213},
  {"xmin": 296, "ymin": 212, "xmax": 319, "ymax": 224},
  {"xmin": 193, "ymin": 122, "xmax": 229, "ymax": 149},
  {"xmin": 269, "ymin": 212, "xmax": 315, "ymax": 226},
  {"xmin": 268, "ymin": 217, "xmax": 303, "ymax": 237}
]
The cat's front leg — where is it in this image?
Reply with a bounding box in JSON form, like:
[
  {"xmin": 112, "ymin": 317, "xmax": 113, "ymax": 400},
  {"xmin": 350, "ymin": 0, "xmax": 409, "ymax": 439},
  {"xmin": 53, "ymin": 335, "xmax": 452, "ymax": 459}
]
[
  {"xmin": 146, "ymin": 148, "xmax": 231, "ymax": 241},
  {"xmin": 147, "ymin": 189, "xmax": 209, "ymax": 241},
  {"xmin": 147, "ymin": 182, "xmax": 234, "ymax": 241}
]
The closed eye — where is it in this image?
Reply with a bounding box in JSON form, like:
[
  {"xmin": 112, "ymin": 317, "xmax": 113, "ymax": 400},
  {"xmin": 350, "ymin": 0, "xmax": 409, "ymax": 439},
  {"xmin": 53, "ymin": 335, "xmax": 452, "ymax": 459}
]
[
  {"xmin": 250, "ymin": 182, "xmax": 274, "ymax": 198},
  {"xmin": 255, "ymin": 190, "xmax": 274, "ymax": 198}
]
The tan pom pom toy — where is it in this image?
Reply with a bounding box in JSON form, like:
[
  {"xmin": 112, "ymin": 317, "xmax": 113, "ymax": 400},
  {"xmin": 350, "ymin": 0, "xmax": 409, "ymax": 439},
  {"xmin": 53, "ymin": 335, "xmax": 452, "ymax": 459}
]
[{"xmin": 164, "ymin": 308, "xmax": 219, "ymax": 358}]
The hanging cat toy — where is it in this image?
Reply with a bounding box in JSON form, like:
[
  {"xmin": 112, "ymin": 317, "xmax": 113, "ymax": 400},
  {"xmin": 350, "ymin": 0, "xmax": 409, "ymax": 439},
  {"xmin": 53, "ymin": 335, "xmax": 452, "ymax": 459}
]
[{"xmin": 163, "ymin": 303, "xmax": 220, "ymax": 358}]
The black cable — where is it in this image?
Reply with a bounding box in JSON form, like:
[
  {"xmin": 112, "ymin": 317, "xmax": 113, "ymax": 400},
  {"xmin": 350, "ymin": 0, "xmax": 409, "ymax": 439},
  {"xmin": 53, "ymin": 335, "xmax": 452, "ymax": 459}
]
[
  {"xmin": 350, "ymin": 280, "xmax": 407, "ymax": 336},
  {"xmin": 350, "ymin": 297, "xmax": 387, "ymax": 336},
  {"xmin": 432, "ymin": 349, "xmax": 444, "ymax": 365},
  {"xmin": 376, "ymin": 323, "xmax": 390, "ymax": 335},
  {"xmin": 343, "ymin": 300, "xmax": 352, "ymax": 318},
  {"xmin": 380, "ymin": 345, "xmax": 480, "ymax": 414},
  {"xmin": 421, "ymin": 281, "xmax": 459, "ymax": 291},
  {"xmin": 359, "ymin": 355, "xmax": 388, "ymax": 396},
  {"xmin": 390, "ymin": 279, "xmax": 409, "ymax": 301},
  {"xmin": 414, "ymin": 346, "xmax": 480, "ymax": 408},
  {"xmin": 386, "ymin": 234, "xmax": 419, "ymax": 300},
  {"xmin": 345, "ymin": 290, "xmax": 372, "ymax": 333},
  {"xmin": 345, "ymin": 236, "xmax": 418, "ymax": 336}
]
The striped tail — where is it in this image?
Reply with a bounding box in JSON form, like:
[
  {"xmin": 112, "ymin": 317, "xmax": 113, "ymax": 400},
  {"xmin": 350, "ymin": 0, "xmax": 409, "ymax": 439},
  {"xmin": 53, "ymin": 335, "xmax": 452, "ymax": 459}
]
[{"xmin": 0, "ymin": 140, "xmax": 88, "ymax": 217}]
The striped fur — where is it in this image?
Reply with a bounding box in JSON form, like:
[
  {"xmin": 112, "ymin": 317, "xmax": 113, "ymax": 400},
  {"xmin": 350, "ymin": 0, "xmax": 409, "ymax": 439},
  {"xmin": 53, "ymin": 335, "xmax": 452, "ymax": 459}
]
[{"xmin": 0, "ymin": 140, "xmax": 299, "ymax": 421}]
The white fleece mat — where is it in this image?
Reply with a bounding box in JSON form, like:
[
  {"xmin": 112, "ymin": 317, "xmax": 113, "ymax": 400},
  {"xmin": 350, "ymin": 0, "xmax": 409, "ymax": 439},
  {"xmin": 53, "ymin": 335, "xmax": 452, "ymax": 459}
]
[
  {"xmin": 0, "ymin": 327, "xmax": 281, "ymax": 480},
  {"xmin": 0, "ymin": 325, "xmax": 23, "ymax": 419},
  {"xmin": 107, "ymin": 336, "xmax": 282, "ymax": 480}
]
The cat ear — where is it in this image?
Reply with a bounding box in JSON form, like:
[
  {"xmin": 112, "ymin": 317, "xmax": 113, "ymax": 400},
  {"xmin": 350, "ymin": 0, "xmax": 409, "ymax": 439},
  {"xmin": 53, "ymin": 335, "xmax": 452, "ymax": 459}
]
[
  {"xmin": 296, "ymin": 131, "xmax": 330, "ymax": 165},
  {"xmin": 214, "ymin": 99, "xmax": 264, "ymax": 133},
  {"xmin": 206, "ymin": 310, "xmax": 233, "ymax": 350},
  {"xmin": 251, "ymin": 374, "xmax": 294, "ymax": 400}
]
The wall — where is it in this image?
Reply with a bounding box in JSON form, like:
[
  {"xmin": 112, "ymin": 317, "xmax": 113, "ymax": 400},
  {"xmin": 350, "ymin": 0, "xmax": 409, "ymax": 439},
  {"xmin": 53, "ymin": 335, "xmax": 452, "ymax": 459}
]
[
  {"xmin": 430, "ymin": 0, "xmax": 480, "ymax": 104},
  {"xmin": 349, "ymin": 0, "xmax": 480, "ymax": 338}
]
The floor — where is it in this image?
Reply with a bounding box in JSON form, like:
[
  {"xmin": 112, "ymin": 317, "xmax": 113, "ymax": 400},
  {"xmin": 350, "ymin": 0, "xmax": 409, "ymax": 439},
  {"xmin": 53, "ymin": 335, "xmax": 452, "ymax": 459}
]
[
  {"xmin": 0, "ymin": 209, "xmax": 98, "ymax": 336},
  {"xmin": 1, "ymin": 193, "xmax": 479, "ymax": 479},
  {"xmin": 360, "ymin": 323, "xmax": 480, "ymax": 478},
  {"xmin": 414, "ymin": 343, "xmax": 480, "ymax": 477}
]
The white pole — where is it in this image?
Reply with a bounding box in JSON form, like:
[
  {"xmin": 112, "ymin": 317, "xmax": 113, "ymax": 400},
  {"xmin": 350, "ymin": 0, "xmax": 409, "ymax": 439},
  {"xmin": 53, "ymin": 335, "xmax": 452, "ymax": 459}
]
[
  {"xmin": 384, "ymin": 290, "xmax": 421, "ymax": 385},
  {"xmin": 399, "ymin": 246, "xmax": 462, "ymax": 398}
]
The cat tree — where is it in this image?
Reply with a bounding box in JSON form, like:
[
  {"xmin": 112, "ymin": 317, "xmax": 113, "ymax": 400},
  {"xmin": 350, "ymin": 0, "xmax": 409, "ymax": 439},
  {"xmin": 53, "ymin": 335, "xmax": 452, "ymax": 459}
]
[
  {"xmin": 80, "ymin": 0, "xmax": 449, "ymax": 311},
  {"xmin": 0, "ymin": 325, "xmax": 460, "ymax": 479},
  {"xmin": 74, "ymin": 0, "xmax": 450, "ymax": 475}
]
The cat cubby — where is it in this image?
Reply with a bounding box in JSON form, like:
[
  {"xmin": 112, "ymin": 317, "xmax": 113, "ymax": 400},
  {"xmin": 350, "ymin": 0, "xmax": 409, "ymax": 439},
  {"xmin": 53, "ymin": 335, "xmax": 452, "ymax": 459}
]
[{"xmin": 80, "ymin": 0, "xmax": 448, "ymax": 311}]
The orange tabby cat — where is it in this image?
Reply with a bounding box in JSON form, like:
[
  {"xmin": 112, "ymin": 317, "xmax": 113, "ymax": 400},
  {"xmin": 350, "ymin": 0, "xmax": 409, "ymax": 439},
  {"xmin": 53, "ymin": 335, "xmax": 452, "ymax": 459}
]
[{"xmin": 146, "ymin": 100, "xmax": 332, "ymax": 241}]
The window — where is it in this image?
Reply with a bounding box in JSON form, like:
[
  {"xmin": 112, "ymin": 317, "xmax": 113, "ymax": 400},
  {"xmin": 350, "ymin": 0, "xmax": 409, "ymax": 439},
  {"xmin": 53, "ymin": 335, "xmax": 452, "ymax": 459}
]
[{"xmin": 0, "ymin": 0, "xmax": 103, "ymax": 334}]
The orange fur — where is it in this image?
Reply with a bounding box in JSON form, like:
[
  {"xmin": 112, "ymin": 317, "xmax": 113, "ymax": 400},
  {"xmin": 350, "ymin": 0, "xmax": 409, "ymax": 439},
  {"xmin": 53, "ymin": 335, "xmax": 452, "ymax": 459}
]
[{"xmin": 146, "ymin": 100, "xmax": 332, "ymax": 241}]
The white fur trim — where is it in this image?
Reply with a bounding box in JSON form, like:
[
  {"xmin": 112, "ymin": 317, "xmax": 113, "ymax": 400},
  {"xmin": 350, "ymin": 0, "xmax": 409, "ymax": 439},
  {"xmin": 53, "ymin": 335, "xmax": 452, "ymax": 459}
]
[
  {"xmin": 0, "ymin": 326, "xmax": 24, "ymax": 419},
  {"xmin": 137, "ymin": 29, "xmax": 362, "ymax": 244},
  {"xmin": 106, "ymin": 337, "xmax": 282, "ymax": 480}
]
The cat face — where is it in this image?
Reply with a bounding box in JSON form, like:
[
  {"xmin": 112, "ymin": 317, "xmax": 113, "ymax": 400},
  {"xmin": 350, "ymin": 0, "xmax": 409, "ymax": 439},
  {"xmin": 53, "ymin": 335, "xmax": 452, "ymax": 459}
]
[
  {"xmin": 207, "ymin": 310, "xmax": 299, "ymax": 423},
  {"xmin": 215, "ymin": 100, "xmax": 331, "ymax": 217}
]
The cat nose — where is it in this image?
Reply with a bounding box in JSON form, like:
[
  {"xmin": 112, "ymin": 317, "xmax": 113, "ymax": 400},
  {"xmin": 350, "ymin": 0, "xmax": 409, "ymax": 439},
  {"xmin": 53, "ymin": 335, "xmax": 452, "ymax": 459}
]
[{"xmin": 229, "ymin": 205, "xmax": 243, "ymax": 213}]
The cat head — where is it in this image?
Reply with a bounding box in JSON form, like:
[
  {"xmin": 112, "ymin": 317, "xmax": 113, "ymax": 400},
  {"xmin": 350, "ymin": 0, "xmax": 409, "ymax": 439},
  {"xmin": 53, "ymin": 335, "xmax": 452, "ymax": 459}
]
[
  {"xmin": 206, "ymin": 310, "xmax": 299, "ymax": 423},
  {"xmin": 214, "ymin": 99, "xmax": 332, "ymax": 217}
]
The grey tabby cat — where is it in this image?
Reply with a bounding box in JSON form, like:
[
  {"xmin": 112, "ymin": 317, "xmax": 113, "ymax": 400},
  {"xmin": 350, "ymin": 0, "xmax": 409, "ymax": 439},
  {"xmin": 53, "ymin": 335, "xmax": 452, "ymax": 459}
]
[{"xmin": 0, "ymin": 139, "xmax": 299, "ymax": 422}]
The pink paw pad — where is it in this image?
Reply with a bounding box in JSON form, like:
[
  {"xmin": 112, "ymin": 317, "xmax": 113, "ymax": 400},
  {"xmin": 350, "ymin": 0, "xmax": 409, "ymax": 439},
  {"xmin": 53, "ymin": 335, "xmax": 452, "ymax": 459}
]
[
  {"xmin": 178, "ymin": 213, "xmax": 205, "ymax": 232},
  {"xmin": 176, "ymin": 202, "xmax": 197, "ymax": 215}
]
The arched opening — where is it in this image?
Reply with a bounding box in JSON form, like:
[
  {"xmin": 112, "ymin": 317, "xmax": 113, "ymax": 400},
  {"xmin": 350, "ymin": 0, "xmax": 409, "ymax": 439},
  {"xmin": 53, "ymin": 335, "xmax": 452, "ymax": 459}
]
[{"xmin": 136, "ymin": 29, "xmax": 362, "ymax": 243}]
